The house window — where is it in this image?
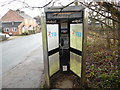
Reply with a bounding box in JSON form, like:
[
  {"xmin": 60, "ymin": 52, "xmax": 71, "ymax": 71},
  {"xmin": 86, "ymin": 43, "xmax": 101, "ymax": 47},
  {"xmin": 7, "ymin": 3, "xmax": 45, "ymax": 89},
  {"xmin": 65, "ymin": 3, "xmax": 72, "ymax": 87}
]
[
  {"xmin": 28, "ymin": 25, "xmax": 33, "ymax": 30},
  {"xmin": 4, "ymin": 28, "xmax": 9, "ymax": 32},
  {"xmin": 12, "ymin": 27, "xmax": 17, "ymax": 32},
  {"xmin": 12, "ymin": 22, "xmax": 14, "ymax": 25}
]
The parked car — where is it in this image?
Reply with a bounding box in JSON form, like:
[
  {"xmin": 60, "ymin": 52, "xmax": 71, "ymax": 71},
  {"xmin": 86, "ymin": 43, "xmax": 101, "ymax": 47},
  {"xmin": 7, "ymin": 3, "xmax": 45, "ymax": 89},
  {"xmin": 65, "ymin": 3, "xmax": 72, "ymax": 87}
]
[{"xmin": 0, "ymin": 33, "xmax": 10, "ymax": 41}]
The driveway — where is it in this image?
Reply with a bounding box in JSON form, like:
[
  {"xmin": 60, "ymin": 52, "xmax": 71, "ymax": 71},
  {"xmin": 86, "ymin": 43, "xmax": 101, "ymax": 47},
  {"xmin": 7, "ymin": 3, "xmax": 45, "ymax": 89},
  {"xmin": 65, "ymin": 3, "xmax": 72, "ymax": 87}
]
[
  {"xmin": 2, "ymin": 47, "xmax": 44, "ymax": 88},
  {"xmin": 1, "ymin": 33, "xmax": 42, "ymax": 74},
  {"xmin": 0, "ymin": 33, "xmax": 44, "ymax": 88}
]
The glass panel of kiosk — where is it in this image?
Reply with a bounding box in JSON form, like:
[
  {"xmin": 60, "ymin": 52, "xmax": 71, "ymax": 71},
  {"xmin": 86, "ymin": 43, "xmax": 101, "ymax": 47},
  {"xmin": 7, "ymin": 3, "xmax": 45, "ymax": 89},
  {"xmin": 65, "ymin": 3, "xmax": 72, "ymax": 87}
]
[
  {"xmin": 47, "ymin": 24, "xmax": 59, "ymax": 51},
  {"xmin": 70, "ymin": 23, "xmax": 83, "ymax": 77},
  {"xmin": 47, "ymin": 24, "xmax": 60, "ymax": 76}
]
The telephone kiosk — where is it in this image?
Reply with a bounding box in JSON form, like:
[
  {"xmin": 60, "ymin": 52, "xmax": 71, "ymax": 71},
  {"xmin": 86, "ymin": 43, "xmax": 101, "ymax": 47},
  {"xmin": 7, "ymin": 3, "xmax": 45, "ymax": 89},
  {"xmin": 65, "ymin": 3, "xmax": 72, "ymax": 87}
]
[{"xmin": 41, "ymin": 6, "xmax": 88, "ymax": 88}]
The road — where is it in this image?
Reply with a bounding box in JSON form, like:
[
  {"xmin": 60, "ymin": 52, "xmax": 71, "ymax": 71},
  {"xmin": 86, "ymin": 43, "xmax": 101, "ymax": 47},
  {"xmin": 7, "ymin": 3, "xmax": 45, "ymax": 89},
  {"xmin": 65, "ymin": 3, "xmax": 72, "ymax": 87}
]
[{"xmin": 1, "ymin": 33, "xmax": 42, "ymax": 74}]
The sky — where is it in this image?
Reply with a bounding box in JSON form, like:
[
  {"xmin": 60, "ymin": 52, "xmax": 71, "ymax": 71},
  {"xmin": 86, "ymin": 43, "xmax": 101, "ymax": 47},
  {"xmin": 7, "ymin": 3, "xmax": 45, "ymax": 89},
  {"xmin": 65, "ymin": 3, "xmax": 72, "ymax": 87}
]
[
  {"xmin": 0, "ymin": 0, "xmax": 74, "ymax": 18},
  {"xmin": 0, "ymin": 0, "xmax": 117, "ymax": 18}
]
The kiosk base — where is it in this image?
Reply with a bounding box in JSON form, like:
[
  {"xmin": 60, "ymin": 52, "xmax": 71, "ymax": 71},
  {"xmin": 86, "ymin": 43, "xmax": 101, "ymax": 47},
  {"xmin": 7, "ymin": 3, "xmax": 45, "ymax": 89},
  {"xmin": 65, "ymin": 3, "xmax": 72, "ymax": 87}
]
[{"xmin": 50, "ymin": 71, "xmax": 81, "ymax": 88}]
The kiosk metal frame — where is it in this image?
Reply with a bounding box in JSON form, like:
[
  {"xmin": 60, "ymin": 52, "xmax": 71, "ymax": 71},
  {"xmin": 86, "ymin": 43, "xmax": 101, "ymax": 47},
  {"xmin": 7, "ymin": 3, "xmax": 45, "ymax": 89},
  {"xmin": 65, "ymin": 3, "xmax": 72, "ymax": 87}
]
[{"xmin": 41, "ymin": 6, "xmax": 88, "ymax": 88}]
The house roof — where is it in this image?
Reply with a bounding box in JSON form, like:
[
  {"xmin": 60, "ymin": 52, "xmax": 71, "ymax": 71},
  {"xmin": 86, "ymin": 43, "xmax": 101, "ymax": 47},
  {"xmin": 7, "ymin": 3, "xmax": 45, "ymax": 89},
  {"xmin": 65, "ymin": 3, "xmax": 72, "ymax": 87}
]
[
  {"xmin": 16, "ymin": 11, "xmax": 33, "ymax": 20},
  {"xmin": 1, "ymin": 9, "xmax": 33, "ymax": 22},
  {"xmin": 1, "ymin": 9, "xmax": 23, "ymax": 22}
]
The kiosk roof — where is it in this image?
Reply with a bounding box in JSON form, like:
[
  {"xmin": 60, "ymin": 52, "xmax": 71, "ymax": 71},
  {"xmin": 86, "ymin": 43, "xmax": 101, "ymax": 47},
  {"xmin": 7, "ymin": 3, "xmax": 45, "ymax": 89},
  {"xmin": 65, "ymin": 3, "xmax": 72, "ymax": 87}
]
[{"xmin": 44, "ymin": 6, "xmax": 85, "ymax": 13}]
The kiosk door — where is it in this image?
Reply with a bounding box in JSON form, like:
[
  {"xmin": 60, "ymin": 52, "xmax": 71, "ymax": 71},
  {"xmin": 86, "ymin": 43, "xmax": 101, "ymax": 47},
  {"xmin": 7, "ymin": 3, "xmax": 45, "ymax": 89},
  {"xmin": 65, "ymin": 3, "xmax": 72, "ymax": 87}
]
[
  {"xmin": 47, "ymin": 24, "xmax": 60, "ymax": 76},
  {"xmin": 70, "ymin": 23, "xmax": 83, "ymax": 77}
]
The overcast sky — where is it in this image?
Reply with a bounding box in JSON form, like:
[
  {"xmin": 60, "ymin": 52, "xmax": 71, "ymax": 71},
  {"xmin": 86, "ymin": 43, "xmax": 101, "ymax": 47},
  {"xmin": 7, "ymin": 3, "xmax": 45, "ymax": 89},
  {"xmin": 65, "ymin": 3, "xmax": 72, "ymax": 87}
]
[
  {"xmin": 1, "ymin": 0, "xmax": 117, "ymax": 18},
  {"xmin": 0, "ymin": 0, "xmax": 74, "ymax": 18}
]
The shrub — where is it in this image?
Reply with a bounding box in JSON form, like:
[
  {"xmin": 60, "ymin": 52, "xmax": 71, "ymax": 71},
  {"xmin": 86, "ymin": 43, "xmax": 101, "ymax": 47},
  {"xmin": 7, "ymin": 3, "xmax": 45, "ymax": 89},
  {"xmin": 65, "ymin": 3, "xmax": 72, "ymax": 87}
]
[{"xmin": 22, "ymin": 31, "xmax": 29, "ymax": 35}]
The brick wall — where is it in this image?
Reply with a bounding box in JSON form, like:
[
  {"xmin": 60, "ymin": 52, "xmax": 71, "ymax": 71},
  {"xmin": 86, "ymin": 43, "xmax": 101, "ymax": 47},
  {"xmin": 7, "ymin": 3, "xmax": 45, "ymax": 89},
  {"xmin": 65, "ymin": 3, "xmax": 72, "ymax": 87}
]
[
  {"xmin": 2, "ymin": 27, "xmax": 20, "ymax": 35},
  {"xmin": 2, "ymin": 22, "xmax": 22, "ymax": 35}
]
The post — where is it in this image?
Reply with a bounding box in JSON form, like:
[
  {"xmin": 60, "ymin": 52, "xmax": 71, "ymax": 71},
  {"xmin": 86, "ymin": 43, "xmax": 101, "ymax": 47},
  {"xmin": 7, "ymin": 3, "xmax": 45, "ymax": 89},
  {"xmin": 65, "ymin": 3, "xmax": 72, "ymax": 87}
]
[
  {"xmin": 41, "ymin": 14, "xmax": 50, "ymax": 88},
  {"xmin": 81, "ymin": 8, "xmax": 88, "ymax": 88}
]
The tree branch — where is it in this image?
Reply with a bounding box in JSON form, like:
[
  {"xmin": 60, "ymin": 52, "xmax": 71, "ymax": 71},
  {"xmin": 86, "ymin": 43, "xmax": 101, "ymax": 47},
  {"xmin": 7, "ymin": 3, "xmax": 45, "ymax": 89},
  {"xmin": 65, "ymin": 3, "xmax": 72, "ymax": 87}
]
[
  {"xmin": 98, "ymin": 2, "xmax": 120, "ymax": 19},
  {"xmin": 90, "ymin": 17, "xmax": 113, "ymax": 30},
  {"xmin": 0, "ymin": 0, "xmax": 19, "ymax": 7},
  {"xmin": 79, "ymin": 1, "xmax": 120, "ymax": 23}
]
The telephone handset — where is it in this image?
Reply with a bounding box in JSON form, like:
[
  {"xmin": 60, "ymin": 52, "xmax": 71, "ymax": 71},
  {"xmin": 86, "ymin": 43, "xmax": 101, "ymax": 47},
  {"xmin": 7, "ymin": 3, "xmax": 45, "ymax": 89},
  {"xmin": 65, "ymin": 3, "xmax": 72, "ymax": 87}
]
[{"xmin": 61, "ymin": 38, "xmax": 64, "ymax": 47}]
